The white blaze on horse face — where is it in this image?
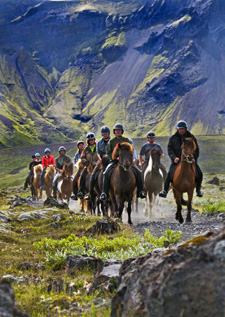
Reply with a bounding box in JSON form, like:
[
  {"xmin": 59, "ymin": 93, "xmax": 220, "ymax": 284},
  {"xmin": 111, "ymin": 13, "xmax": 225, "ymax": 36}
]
[
  {"xmin": 144, "ymin": 156, "xmax": 153, "ymax": 181},
  {"xmin": 57, "ymin": 179, "xmax": 63, "ymax": 193},
  {"xmin": 159, "ymin": 168, "xmax": 163, "ymax": 178}
]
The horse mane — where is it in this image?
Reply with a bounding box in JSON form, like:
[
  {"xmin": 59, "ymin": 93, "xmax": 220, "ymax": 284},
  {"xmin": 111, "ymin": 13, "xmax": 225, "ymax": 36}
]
[
  {"xmin": 149, "ymin": 147, "xmax": 162, "ymax": 157},
  {"xmin": 77, "ymin": 159, "xmax": 84, "ymax": 171},
  {"xmin": 62, "ymin": 162, "xmax": 73, "ymax": 177},
  {"xmin": 112, "ymin": 142, "xmax": 134, "ymax": 160},
  {"xmin": 100, "ymin": 155, "xmax": 110, "ymax": 171},
  {"xmin": 46, "ymin": 165, "xmax": 55, "ymax": 176},
  {"xmin": 33, "ymin": 164, "xmax": 43, "ymax": 177}
]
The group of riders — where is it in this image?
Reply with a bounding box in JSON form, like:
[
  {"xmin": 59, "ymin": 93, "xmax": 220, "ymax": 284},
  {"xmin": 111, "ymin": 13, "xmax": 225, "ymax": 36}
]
[{"xmin": 24, "ymin": 120, "xmax": 203, "ymax": 200}]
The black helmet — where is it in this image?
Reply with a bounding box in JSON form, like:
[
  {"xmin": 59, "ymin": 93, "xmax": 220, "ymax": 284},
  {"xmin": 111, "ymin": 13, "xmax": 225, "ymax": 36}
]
[
  {"xmin": 147, "ymin": 131, "xmax": 155, "ymax": 138},
  {"xmin": 113, "ymin": 123, "xmax": 124, "ymax": 134},
  {"xmin": 77, "ymin": 140, "xmax": 84, "ymax": 148},
  {"xmin": 86, "ymin": 132, "xmax": 95, "ymax": 140},
  {"xmin": 58, "ymin": 146, "xmax": 66, "ymax": 152},
  {"xmin": 176, "ymin": 120, "xmax": 187, "ymax": 129},
  {"xmin": 101, "ymin": 125, "xmax": 110, "ymax": 135}
]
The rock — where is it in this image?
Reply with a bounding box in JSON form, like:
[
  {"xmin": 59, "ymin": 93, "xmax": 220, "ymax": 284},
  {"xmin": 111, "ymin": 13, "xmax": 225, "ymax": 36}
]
[
  {"xmin": 44, "ymin": 197, "xmax": 69, "ymax": 209},
  {"xmin": 0, "ymin": 213, "xmax": 11, "ymax": 223},
  {"xmin": 17, "ymin": 262, "xmax": 34, "ymax": 271},
  {"xmin": 47, "ymin": 279, "xmax": 78, "ymax": 295},
  {"xmin": 18, "ymin": 210, "xmax": 49, "ymax": 221},
  {"xmin": 65, "ymin": 255, "xmax": 104, "ymax": 275},
  {"xmin": 51, "ymin": 214, "xmax": 66, "ymax": 222},
  {"xmin": 89, "ymin": 263, "xmax": 122, "ymax": 293},
  {"xmin": 87, "ymin": 218, "xmax": 120, "ymax": 235},
  {"xmin": 2, "ymin": 275, "xmax": 30, "ymax": 285},
  {"xmin": 207, "ymin": 177, "xmax": 220, "ymax": 185},
  {"xmin": 0, "ymin": 280, "xmax": 28, "ymax": 317},
  {"xmin": 111, "ymin": 228, "xmax": 225, "ymax": 317},
  {"xmin": 9, "ymin": 196, "xmax": 33, "ymax": 207}
]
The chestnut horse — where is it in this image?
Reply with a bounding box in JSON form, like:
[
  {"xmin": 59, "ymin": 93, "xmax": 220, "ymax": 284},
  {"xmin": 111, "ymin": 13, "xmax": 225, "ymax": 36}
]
[
  {"xmin": 109, "ymin": 142, "xmax": 136, "ymax": 225},
  {"xmin": 44, "ymin": 165, "xmax": 55, "ymax": 198},
  {"xmin": 143, "ymin": 148, "xmax": 167, "ymax": 215},
  {"xmin": 172, "ymin": 138, "xmax": 196, "ymax": 223},
  {"xmin": 57, "ymin": 162, "xmax": 73, "ymax": 204},
  {"xmin": 32, "ymin": 164, "xmax": 43, "ymax": 200}
]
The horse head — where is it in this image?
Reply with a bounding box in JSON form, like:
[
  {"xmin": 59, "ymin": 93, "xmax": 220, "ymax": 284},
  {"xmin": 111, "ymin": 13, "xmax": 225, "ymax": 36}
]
[
  {"xmin": 112, "ymin": 142, "xmax": 134, "ymax": 172},
  {"xmin": 62, "ymin": 162, "xmax": 73, "ymax": 179},
  {"xmin": 181, "ymin": 138, "xmax": 196, "ymax": 164},
  {"xmin": 34, "ymin": 164, "xmax": 43, "ymax": 177},
  {"xmin": 149, "ymin": 148, "xmax": 162, "ymax": 172},
  {"xmin": 46, "ymin": 165, "xmax": 55, "ymax": 178}
]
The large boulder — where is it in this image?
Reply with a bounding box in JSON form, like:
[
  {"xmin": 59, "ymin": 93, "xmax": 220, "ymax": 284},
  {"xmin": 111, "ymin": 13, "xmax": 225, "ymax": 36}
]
[{"xmin": 111, "ymin": 229, "xmax": 225, "ymax": 317}]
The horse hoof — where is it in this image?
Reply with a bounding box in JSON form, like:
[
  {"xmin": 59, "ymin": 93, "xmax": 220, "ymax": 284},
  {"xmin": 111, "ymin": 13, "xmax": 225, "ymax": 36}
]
[
  {"xmin": 179, "ymin": 217, "xmax": 184, "ymax": 224},
  {"xmin": 175, "ymin": 213, "xmax": 179, "ymax": 220},
  {"xmin": 185, "ymin": 218, "xmax": 192, "ymax": 224}
]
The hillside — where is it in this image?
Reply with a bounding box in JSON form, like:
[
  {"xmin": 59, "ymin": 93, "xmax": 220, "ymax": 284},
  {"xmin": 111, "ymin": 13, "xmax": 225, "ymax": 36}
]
[{"xmin": 1, "ymin": 0, "xmax": 225, "ymax": 147}]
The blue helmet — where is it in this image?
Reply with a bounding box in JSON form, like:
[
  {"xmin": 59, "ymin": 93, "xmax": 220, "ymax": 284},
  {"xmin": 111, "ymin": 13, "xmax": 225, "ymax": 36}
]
[
  {"xmin": 101, "ymin": 126, "xmax": 110, "ymax": 135},
  {"xmin": 44, "ymin": 148, "xmax": 51, "ymax": 153},
  {"xmin": 129, "ymin": 138, "xmax": 133, "ymax": 144},
  {"xmin": 176, "ymin": 120, "xmax": 187, "ymax": 129},
  {"xmin": 147, "ymin": 131, "xmax": 155, "ymax": 138},
  {"xmin": 35, "ymin": 153, "xmax": 40, "ymax": 157},
  {"xmin": 86, "ymin": 132, "xmax": 95, "ymax": 140}
]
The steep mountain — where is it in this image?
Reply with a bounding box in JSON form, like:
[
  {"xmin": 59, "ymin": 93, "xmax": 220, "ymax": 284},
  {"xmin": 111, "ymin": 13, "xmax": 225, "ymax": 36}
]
[{"xmin": 1, "ymin": 0, "xmax": 225, "ymax": 147}]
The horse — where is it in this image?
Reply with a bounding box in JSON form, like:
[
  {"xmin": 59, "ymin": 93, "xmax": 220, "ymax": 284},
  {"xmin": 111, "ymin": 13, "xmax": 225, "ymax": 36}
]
[
  {"xmin": 31, "ymin": 164, "xmax": 43, "ymax": 200},
  {"xmin": 82, "ymin": 163, "xmax": 96, "ymax": 215},
  {"xmin": 172, "ymin": 138, "xmax": 196, "ymax": 224},
  {"xmin": 109, "ymin": 142, "xmax": 136, "ymax": 225},
  {"xmin": 57, "ymin": 162, "xmax": 73, "ymax": 204},
  {"xmin": 44, "ymin": 165, "xmax": 55, "ymax": 198},
  {"xmin": 143, "ymin": 148, "xmax": 167, "ymax": 216}
]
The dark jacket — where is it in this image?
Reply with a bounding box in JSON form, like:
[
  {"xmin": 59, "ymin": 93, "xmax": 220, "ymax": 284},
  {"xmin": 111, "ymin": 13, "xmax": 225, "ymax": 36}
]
[
  {"xmin": 55, "ymin": 155, "xmax": 72, "ymax": 170},
  {"xmin": 106, "ymin": 136, "xmax": 131, "ymax": 160},
  {"xmin": 168, "ymin": 131, "xmax": 199, "ymax": 163}
]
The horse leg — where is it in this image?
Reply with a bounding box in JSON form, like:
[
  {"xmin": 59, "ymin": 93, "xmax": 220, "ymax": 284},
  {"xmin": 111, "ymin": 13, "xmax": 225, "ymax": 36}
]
[
  {"xmin": 186, "ymin": 190, "xmax": 194, "ymax": 223},
  {"xmin": 174, "ymin": 190, "xmax": 183, "ymax": 224},
  {"xmin": 181, "ymin": 194, "xmax": 188, "ymax": 206},
  {"xmin": 127, "ymin": 200, "xmax": 133, "ymax": 225}
]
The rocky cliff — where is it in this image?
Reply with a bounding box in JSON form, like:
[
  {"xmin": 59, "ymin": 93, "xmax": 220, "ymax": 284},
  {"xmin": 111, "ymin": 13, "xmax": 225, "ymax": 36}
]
[{"xmin": 1, "ymin": 0, "xmax": 225, "ymax": 147}]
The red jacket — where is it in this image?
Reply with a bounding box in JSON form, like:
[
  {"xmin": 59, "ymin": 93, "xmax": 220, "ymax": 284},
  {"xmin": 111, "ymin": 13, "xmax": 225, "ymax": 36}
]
[{"xmin": 42, "ymin": 155, "xmax": 55, "ymax": 167}]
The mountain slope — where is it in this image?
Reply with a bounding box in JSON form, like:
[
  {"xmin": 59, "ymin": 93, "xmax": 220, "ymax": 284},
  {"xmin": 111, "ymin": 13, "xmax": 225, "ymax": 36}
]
[{"xmin": 1, "ymin": 0, "xmax": 225, "ymax": 147}]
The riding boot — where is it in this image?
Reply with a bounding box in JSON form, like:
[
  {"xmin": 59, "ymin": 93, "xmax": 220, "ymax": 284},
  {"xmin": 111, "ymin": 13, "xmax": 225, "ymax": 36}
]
[
  {"xmin": 77, "ymin": 167, "xmax": 87, "ymax": 199},
  {"xmin": 100, "ymin": 162, "xmax": 117, "ymax": 201},
  {"xmin": 195, "ymin": 163, "xmax": 203, "ymax": 197},
  {"xmin": 131, "ymin": 164, "xmax": 146, "ymax": 199},
  {"xmin": 84, "ymin": 174, "xmax": 95, "ymax": 200},
  {"xmin": 40, "ymin": 168, "xmax": 46, "ymax": 190}
]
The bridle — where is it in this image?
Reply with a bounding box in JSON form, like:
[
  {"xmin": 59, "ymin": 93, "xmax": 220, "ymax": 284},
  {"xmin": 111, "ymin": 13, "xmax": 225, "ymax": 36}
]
[{"xmin": 181, "ymin": 148, "xmax": 194, "ymax": 164}]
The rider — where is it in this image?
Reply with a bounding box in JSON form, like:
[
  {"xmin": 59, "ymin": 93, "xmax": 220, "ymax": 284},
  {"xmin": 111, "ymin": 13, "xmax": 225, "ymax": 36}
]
[
  {"xmin": 139, "ymin": 131, "xmax": 164, "ymax": 172},
  {"xmin": 77, "ymin": 133, "xmax": 99, "ymax": 199},
  {"xmin": 100, "ymin": 123, "xmax": 146, "ymax": 201},
  {"xmin": 84, "ymin": 125, "xmax": 111, "ymax": 200},
  {"xmin": 40, "ymin": 148, "xmax": 55, "ymax": 189},
  {"xmin": 23, "ymin": 155, "xmax": 36, "ymax": 190},
  {"xmin": 53, "ymin": 146, "xmax": 72, "ymax": 198},
  {"xmin": 159, "ymin": 120, "xmax": 203, "ymax": 198},
  {"xmin": 74, "ymin": 141, "xmax": 85, "ymax": 166}
]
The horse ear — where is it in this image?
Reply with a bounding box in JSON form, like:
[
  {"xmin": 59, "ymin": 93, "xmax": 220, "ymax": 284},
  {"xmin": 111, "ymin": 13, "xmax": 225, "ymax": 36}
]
[
  {"xmin": 112, "ymin": 144, "xmax": 120, "ymax": 160},
  {"xmin": 192, "ymin": 138, "xmax": 196, "ymax": 151}
]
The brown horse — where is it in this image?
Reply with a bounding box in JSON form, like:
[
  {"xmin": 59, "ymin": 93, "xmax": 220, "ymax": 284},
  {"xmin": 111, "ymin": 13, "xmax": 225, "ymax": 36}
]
[
  {"xmin": 44, "ymin": 165, "xmax": 55, "ymax": 198},
  {"xmin": 109, "ymin": 142, "xmax": 136, "ymax": 225},
  {"xmin": 57, "ymin": 162, "xmax": 73, "ymax": 204},
  {"xmin": 143, "ymin": 148, "xmax": 167, "ymax": 215},
  {"xmin": 32, "ymin": 164, "xmax": 43, "ymax": 200},
  {"xmin": 172, "ymin": 138, "xmax": 196, "ymax": 223}
]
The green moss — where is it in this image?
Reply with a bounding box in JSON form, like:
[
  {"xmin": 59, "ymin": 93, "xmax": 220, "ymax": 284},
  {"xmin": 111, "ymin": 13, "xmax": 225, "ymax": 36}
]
[{"xmin": 102, "ymin": 31, "xmax": 126, "ymax": 49}]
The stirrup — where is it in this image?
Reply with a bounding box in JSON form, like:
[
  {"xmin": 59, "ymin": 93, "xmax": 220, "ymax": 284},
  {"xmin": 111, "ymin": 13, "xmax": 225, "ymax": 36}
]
[
  {"xmin": 159, "ymin": 190, "xmax": 167, "ymax": 198},
  {"xmin": 100, "ymin": 192, "xmax": 107, "ymax": 201},
  {"xmin": 40, "ymin": 185, "xmax": 44, "ymax": 190},
  {"xmin": 77, "ymin": 192, "xmax": 84, "ymax": 199},
  {"xmin": 138, "ymin": 191, "xmax": 146, "ymax": 199}
]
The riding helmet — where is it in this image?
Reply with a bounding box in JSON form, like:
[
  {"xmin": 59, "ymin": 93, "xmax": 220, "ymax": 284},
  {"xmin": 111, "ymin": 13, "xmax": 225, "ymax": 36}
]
[
  {"xmin": 77, "ymin": 140, "xmax": 84, "ymax": 148},
  {"xmin": 58, "ymin": 146, "xmax": 66, "ymax": 152},
  {"xmin": 147, "ymin": 131, "xmax": 155, "ymax": 138},
  {"xmin": 113, "ymin": 123, "xmax": 124, "ymax": 134},
  {"xmin": 129, "ymin": 138, "xmax": 133, "ymax": 144},
  {"xmin": 101, "ymin": 125, "xmax": 110, "ymax": 135},
  {"xmin": 176, "ymin": 120, "xmax": 187, "ymax": 129},
  {"xmin": 44, "ymin": 148, "xmax": 51, "ymax": 153},
  {"xmin": 86, "ymin": 132, "xmax": 95, "ymax": 140},
  {"xmin": 35, "ymin": 153, "xmax": 40, "ymax": 157}
]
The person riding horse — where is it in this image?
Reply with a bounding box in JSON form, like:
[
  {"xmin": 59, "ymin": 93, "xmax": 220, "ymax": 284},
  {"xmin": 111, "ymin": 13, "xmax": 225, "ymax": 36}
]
[
  {"xmin": 40, "ymin": 148, "xmax": 55, "ymax": 189},
  {"xmin": 23, "ymin": 153, "xmax": 41, "ymax": 190},
  {"xmin": 159, "ymin": 120, "xmax": 203, "ymax": 198},
  {"xmin": 53, "ymin": 146, "xmax": 72, "ymax": 198},
  {"xmin": 84, "ymin": 125, "xmax": 111, "ymax": 201},
  {"xmin": 77, "ymin": 133, "xmax": 99, "ymax": 199},
  {"xmin": 100, "ymin": 123, "xmax": 146, "ymax": 201},
  {"xmin": 74, "ymin": 141, "xmax": 85, "ymax": 166},
  {"xmin": 139, "ymin": 131, "xmax": 165, "ymax": 172}
]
